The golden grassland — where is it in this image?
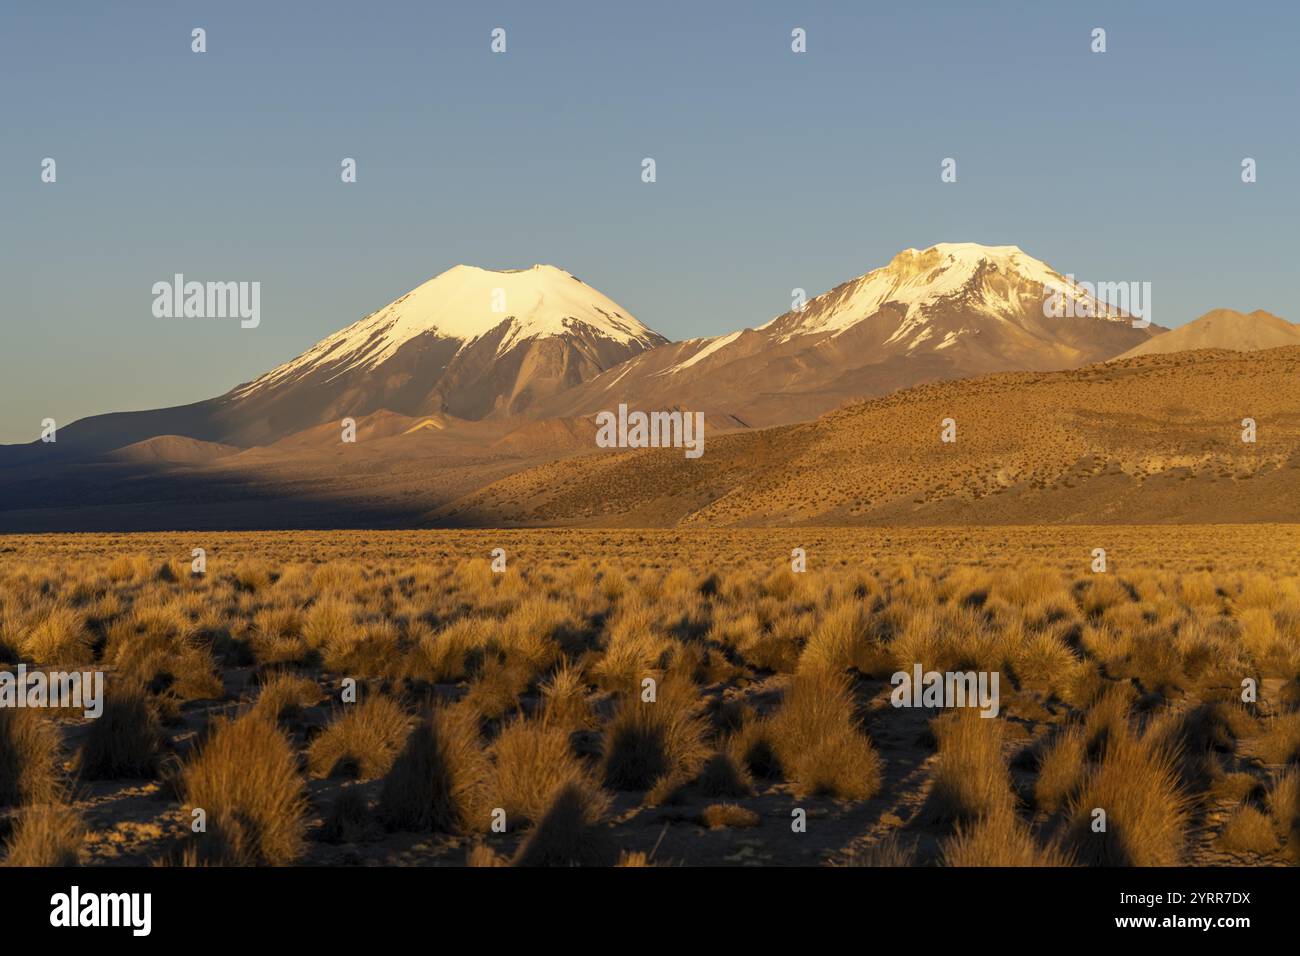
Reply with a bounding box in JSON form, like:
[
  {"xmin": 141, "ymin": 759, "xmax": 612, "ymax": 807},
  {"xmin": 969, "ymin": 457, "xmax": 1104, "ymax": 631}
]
[{"xmin": 1, "ymin": 526, "xmax": 1299, "ymax": 867}]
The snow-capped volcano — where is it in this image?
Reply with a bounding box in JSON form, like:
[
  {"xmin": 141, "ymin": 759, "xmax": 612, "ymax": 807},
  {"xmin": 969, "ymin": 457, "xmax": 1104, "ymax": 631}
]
[
  {"xmin": 206, "ymin": 263, "xmax": 668, "ymax": 442},
  {"xmin": 761, "ymin": 242, "xmax": 1125, "ymax": 346},
  {"xmin": 237, "ymin": 263, "xmax": 662, "ymax": 397},
  {"xmin": 18, "ymin": 264, "xmax": 669, "ymax": 456},
  {"xmin": 536, "ymin": 242, "xmax": 1161, "ymax": 427}
]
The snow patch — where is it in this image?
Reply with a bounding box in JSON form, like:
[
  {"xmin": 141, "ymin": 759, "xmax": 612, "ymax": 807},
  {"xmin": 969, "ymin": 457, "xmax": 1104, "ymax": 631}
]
[{"xmin": 236, "ymin": 264, "xmax": 661, "ymax": 395}]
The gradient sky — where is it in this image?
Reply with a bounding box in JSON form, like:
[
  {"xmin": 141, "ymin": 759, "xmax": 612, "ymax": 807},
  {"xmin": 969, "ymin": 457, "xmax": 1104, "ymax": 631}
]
[{"xmin": 2, "ymin": 0, "xmax": 1297, "ymax": 443}]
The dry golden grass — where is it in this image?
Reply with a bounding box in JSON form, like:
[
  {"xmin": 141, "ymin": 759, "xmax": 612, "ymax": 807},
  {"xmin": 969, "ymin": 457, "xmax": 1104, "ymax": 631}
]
[
  {"xmin": 0, "ymin": 708, "xmax": 62, "ymax": 808},
  {"xmin": 2, "ymin": 526, "xmax": 1299, "ymax": 866},
  {"xmin": 941, "ymin": 806, "xmax": 1069, "ymax": 867},
  {"xmin": 701, "ymin": 803, "xmax": 760, "ymax": 828},
  {"xmin": 250, "ymin": 672, "xmax": 321, "ymax": 725},
  {"xmin": 307, "ymin": 695, "xmax": 410, "ymax": 780},
  {"xmin": 1063, "ymin": 732, "xmax": 1189, "ymax": 866},
  {"xmin": 2, "ymin": 803, "xmax": 85, "ymax": 866},
  {"xmin": 486, "ymin": 716, "xmax": 596, "ymax": 829},
  {"xmin": 511, "ymin": 780, "xmax": 616, "ymax": 867},
  {"xmin": 923, "ymin": 710, "xmax": 1013, "ymax": 825},
  {"xmin": 181, "ymin": 712, "xmax": 307, "ymax": 865},
  {"xmin": 601, "ymin": 677, "xmax": 707, "ymax": 792},
  {"xmin": 377, "ymin": 704, "xmax": 489, "ymax": 833},
  {"xmin": 1217, "ymin": 805, "xmax": 1279, "ymax": 854},
  {"xmin": 767, "ymin": 670, "xmax": 882, "ymax": 800},
  {"xmin": 75, "ymin": 681, "xmax": 160, "ymax": 780}
]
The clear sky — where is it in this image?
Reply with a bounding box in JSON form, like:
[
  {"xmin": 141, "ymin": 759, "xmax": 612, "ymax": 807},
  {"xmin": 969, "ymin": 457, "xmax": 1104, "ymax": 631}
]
[{"xmin": 2, "ymin": 0, "xmax": 1296, "ymax": 443}]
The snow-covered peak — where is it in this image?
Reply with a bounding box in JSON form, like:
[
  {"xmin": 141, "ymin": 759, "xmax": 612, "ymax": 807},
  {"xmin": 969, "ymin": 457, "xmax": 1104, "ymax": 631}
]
[
  {"xmin": 236, "ymin": 264, "xmax": 662, "ymax": 394},
  {"xmin": 761, "ymin": 242, "xmax": 1117, "ymax": 342}
]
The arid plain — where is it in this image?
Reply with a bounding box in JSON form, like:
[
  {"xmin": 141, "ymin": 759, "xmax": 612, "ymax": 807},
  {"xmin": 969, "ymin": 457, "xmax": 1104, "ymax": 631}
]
[{"xmin": 3, "ymin": 526, "xmax": 1299, "ymax": 867}]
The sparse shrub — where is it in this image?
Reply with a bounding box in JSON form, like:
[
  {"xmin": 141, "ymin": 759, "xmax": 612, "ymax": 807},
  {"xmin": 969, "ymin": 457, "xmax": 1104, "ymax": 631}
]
[
  {"xmin": 922, "ymin": 710, "xmax": 1013, "ymax": 825},
  {"xmin": 3, "ymin": 803, "xmax": 84, "ymax": 866},
  {"xmin": 307, "ymin": 695, "xmax": 409, "ymax": 779},
  {"xmin": 1217, "ymin": 805, "xmax": 1279, "ymax": 854},
  {"xmin": 182, "ymin": 713, "xmax": 307, "ymax": 865},
  {"xmin": 76, "ymin": 682, "xmax": 160, "ymax": 779},
  {"xmin": 0, "ymin": 708, "xmax": 62, "ymax": 808},
  {"xmin": 766, "ymin": 670, "xmax": 881, "ymax": 800},
  {"xmin": 1064, "ymin": 734, "xmax": 1188, "ymax": 866},
  {"xmin": 377, "ymin": 704, "xmax": 488, "ymax": 833},
  {"xmin": 601, "ymin": 679, "xmax": 707, "ymax": 791},
  {"xmin": 486, "ymin": 716, "xmax": 595, "ymax": 829},
  {"xmin": 701, "ymin": 803, "xmax": 760, "ymax": 828},
  {"xmin": 511, "ymin": 780, "xmax": 616, "ymax": 867}
]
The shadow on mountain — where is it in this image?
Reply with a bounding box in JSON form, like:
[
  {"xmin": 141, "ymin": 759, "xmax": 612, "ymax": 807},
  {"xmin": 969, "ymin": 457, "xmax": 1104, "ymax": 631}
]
[{"xmin": 0, "ymin": 457, "xmax": 429, "ymax": 532}]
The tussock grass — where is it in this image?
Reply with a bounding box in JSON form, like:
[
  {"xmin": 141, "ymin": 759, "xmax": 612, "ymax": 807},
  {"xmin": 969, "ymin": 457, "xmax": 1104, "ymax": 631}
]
[
  {"xmin": 377, "ymin": 704, "xmax": 488, "ymax": 833},
  {"xmin": 21, "ymin": 605, "xmax": 91, "ymax": 665},
  {"xmin": 767, "ymin": 670, "xmax": 881, "ymax": 800},
  {"xmin": 182, "ymin": 713, "xmax": 307, "ymax": 865},
  {"xmin": 1258, "ymin": 712, "xmax": 1300, "ymax": 765},
  {"xmin": 539, "ymin": 661, "xmax": 592, "ymax": 729},
  {"xmin": 511, "ymin": 780, "xmax": 616, "ymax": 867},
  {"xmin": 0, "ymin": 708, "xmax": 62, "ymax": 808},
  {"xmin": 922, "ymin": 710, "xmax": 1013, "ymax": 825},
  {"xmin": 601, "ymin": 679, "xmax": 707, "ymax": 792},
  {"xmin": 486, "ymin": 716, "xmax": 595, "ymax": 829},
  {"xmin": 1064, "ymin": 733, "xmax": 1188, "ymax": 866},
  {"xmin": 250, "ymin": 672, "xmax": 321, "ymax": 725},
  {"xmin": 1217, "ymin": 805, "xmax": 1279, "ymax": 854},
  {"xmin": 8, "ymin": 528, "xmax": 1300, "ymax": 868},
  {"xmin": 941, "ymin": 806, "xmax": 1069, "ymax": 866},
  {"xmin": 1034, "ymin": 725, "xmax": 1088, "ymax": 813},
  {"xmin": 3, "ymin": 803, "xmax": 85, "ymax": 866},
  {"xmin": 76, "ymin": 682, "xmax": 160, "ymax": 779},
  {"xmin": 307, "ymin": 695, "xmax": 410, "ymax": 779}
]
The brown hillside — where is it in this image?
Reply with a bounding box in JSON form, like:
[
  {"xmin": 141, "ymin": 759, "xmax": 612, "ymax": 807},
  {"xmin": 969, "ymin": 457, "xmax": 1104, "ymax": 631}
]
[{"xmin": 434, "ymin": 346, "xmax": 1300, "ymax": 527}]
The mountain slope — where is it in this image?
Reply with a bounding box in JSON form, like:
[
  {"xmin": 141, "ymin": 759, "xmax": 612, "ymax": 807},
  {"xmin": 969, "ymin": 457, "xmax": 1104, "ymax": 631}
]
[
  {"xmin": 1113, "ymin": 309, "xmax": 1299, "ymax": 360},
  {"xmin": 435, "ymin": 346, "xmax": 1300, "ymax": 527},
  {"xmin": 227, "ymin": 263, "xmax": 666, "ymax": 435},
  {"xmin": 535, "ymin": 243, "xmax": 1163, "ymax": 427},
  {"xmin": 8, "ymin": 264, "xmax": 667, "ymax": 461}
]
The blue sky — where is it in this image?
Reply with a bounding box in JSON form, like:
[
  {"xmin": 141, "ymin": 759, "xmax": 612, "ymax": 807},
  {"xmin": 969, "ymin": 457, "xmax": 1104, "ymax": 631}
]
[{"xmin": 2, "ymin": 0, "xmax": 1297, "ymax": 443}]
